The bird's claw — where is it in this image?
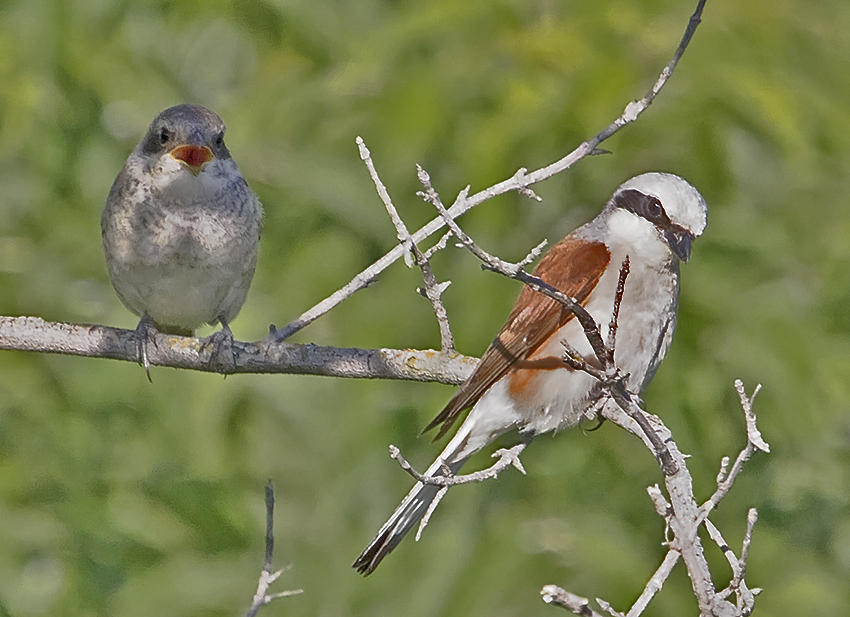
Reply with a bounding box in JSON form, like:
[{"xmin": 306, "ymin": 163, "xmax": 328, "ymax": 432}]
[
  {"xmin": 135, "ymin": 316, "xmax": 157, "ymax": 382},
  {"xmin": 204, "ymin": 320, "xmax": 236, "ymax": 374}
]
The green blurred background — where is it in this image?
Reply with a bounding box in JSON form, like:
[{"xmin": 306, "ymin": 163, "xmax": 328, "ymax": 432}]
[{"xmin": 0, "ymin": 0, "xmax": 846, "ymax": 615}]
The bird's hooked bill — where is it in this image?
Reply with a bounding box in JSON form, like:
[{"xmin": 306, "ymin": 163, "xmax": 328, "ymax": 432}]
[
  {"xmin": 170, "ymin": 145, "xmax": 214, "ymax": 175},
  {"xmin": 663, "ymin": 228, "xmax": 694, "ymax": 262}
]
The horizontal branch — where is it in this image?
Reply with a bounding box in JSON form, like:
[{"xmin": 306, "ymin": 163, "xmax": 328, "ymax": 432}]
[{"xmin": 0, "ymin": 316, "xmax": 476, "ymax": 384}]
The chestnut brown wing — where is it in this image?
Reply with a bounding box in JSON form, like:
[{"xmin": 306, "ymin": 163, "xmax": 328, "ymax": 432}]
[{"xmin": 425, "ymin": 236, "xmax": 610, "ymax": 438}]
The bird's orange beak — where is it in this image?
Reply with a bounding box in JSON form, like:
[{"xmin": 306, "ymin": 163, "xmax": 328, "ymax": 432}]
[{"xmin": 170, "ymin": 145, "xmax": 214, "ymax": 175}]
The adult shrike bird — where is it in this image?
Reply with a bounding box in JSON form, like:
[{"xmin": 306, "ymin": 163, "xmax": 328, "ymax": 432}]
[{"xmin": 354, "ymin": 172, "xmax": 707, "ymax": 575}]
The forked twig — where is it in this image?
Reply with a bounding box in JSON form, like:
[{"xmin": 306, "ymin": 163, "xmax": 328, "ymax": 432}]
[
  {"xmin": 389, "ymin": 443, "xmax": 527, "ymax": 540},
  {"xmin": 389, "ymin": 443, "xmax": 527, "ymax": 488},
  {"xmin": 698, "ymin": 381, "xmax": 768, "ymax": 522},
  {"xmin": 244, "ymin": 481, "xmax": 302, "ymax": 617},
  {"xmin": 357, "ymin": 137, "xmax": 455, "ymax": 352}
]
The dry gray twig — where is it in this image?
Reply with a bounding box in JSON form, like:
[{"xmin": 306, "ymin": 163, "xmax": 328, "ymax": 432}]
[
  {"xmin": 546, "ymin": 382, "xmax": 765, "ymax": 617},
  {"xmin": 389, "ymin": 443, "xmax": 527, "ymax": 489},
  {"xmin": 702, "ymin": 510, "xmax": 761, "ymax": 615},
  {"xmin": 541, "ymin": 586, "xmax": 605, "ymax": 617},
  {"xmin": 357, "ymin": 136, "xmax": 455, "ymax": 352},
  {"xmin": 699, "ymin": 381, "xmax": 768, "ymax": 522},
  {"xmin": 244, "ymin": 481, "xmax": 302, "ymax": 617},
  {"xmin": 389, "ymin": 443, "xmax": 528, "ymax": 540},
  {"xmin": 626, "ymin": 550, "xmax": 681, "ymax": 617}
]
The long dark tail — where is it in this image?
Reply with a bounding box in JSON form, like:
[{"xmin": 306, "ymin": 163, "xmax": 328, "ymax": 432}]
[{"xmin": 353, "ymin": 423, "xmax": 475, "ymax": 575}]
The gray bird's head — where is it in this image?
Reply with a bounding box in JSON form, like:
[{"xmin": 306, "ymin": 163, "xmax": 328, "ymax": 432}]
[
  {"xmin": 137, "ymin": 104, "xmax": 232, "ymax": 176},
  {"xmin": 610, "ymin": 172, "xmax": 708, "ymax": 262}
]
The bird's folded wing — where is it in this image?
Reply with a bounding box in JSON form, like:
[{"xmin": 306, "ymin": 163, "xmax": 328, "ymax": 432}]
[{"xmin": 425, "ymin": 237, "xmax": 610, "ymax": 438}]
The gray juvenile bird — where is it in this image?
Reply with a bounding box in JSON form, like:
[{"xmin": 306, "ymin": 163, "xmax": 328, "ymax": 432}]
[{"xmin": 101, "ymin": 104, "xmax": 263, "ymax": 378}]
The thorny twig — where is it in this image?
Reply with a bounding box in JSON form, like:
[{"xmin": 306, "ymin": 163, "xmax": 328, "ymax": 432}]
[{"xmin": 607, "ymin": 256, "xmax": 630, "ymax": 353}]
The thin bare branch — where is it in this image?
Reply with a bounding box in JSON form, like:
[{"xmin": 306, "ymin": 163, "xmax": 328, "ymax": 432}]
[
  {"xmin": 736, "ymin": 380, "xmax": 769, "ymax": 453},
  {"xmin": 518, "ymin": 239, "xmax": 549, "ymax": 269},
  {"xmin": 607, "ymin": 257, "xmax": 630, "ymax": 353},
  {"xmin": 703, "ymin": 518, "xmax": 736, "ymax": 579},
  {"xmin": 415, "ymin": 485, "xmax": 449, "ymax": 542},
  {"xmin": 411, "ymin": 255, "xmax": 455, "ymax": 353},
  {"xmin": 596, "ymin": 598, "xmax": 627, "ymax": 617},
  {"xmin": 646, "ymin": 484, "xmax": 672, "ymax": 520},
  {"xmin": 389, "ymin": 443, "xmax": 526, "ymax": 488},
  {"xmin": 389, "ymin": 443, "xmax": 527, "ymax": 539},
  {"xmin": 608, "ymin": 385, "xmax": 679, "ymax": 476},
  {"xmin": 357, "ymin": 137, "xmax": 455, "ymax": 351},
  {"xmin": 703, "ymin": 514, "xmax": 758, "ymax": 614},
  {"xmin": 244, "ymin": 481, "xmax": 302, "ymax": 617},
  {"xmin": 626, "ymin": 550, "xmax": 681, "ymax": 617},
  {"xmin": 356, "ymin": 137, "xmax": 413, "ymax": 260},
  {"xmin": 716, "ymin": 456, "xmax": 731, "ymax": 485},
  {"xmin": 423, "ymin": 230, "xmax": 454, "ymax": 261},
  {"xmin": 263, "ymin": 480, "xmax": 275, "ymax": 571},
  {"xmin": 738, "ymin": 508, "xmax": 758, "ymax": 589},
  {"xmin": 699, "ymin": 382, "xmax": 768, "ymax": 521}
]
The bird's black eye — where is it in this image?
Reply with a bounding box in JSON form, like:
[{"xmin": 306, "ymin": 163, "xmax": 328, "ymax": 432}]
[
  {"xmin": 214, "ymin": 132, "xmax": 224, "ymax": 148},
  {"xmin": 647, "ymin": 198, "xmax": 663, "ymax": 218},
  {"xmin": 159, "ymin": 127, "xmax": 171, "ymax": 145},
  {"xmin": 614, "ymin": 189, "xmax": 670, "ymax": 226}
]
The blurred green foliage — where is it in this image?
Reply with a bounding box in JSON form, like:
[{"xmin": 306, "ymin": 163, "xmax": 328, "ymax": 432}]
[{"xmin": 0, "ymin": 0, "xmax": 847, "ymax": 615}]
